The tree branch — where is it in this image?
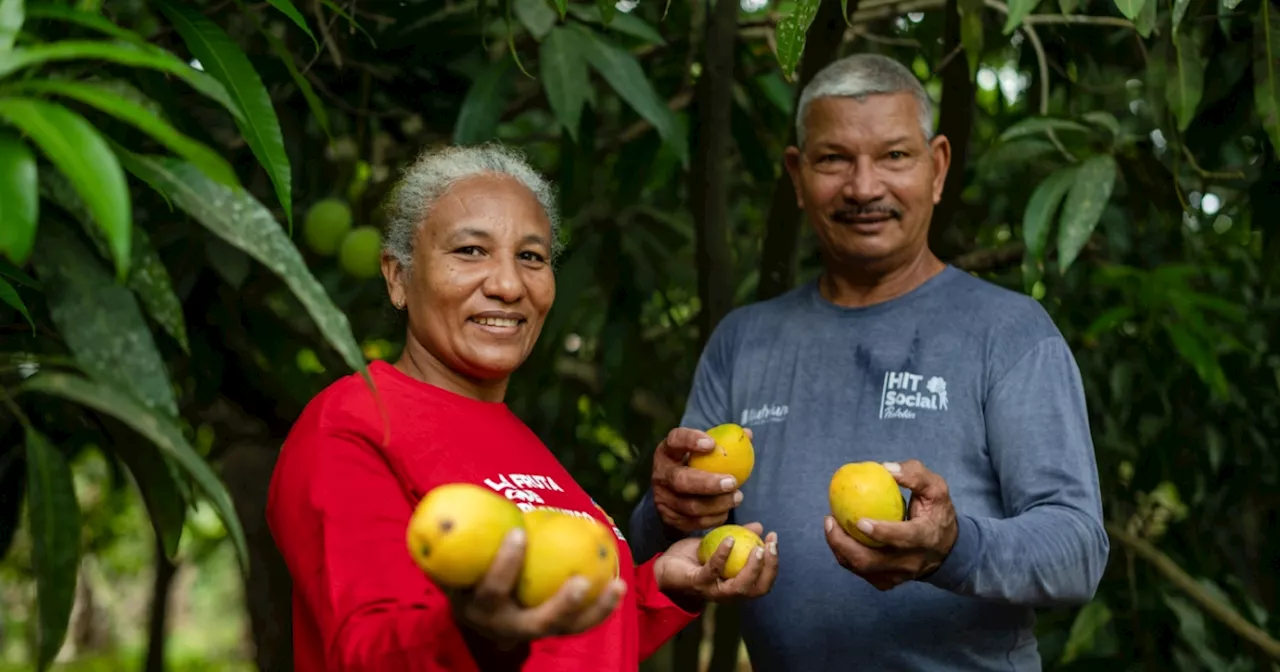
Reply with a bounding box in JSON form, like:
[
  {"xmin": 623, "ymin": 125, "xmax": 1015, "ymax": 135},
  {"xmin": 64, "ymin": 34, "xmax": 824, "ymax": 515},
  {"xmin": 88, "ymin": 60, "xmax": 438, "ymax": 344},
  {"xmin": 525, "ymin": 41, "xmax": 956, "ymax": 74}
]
[{"xmin": 1107, "ymin": 522, "xmax": 1280, "ymax": 662}]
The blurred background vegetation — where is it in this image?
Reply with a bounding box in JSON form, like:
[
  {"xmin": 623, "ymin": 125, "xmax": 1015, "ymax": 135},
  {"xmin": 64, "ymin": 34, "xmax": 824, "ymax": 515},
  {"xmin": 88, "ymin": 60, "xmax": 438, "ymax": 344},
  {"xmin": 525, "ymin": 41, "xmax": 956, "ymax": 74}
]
[{"xmin": 0, "ymin": 0, "xmax": 1277, "ymax": 670}]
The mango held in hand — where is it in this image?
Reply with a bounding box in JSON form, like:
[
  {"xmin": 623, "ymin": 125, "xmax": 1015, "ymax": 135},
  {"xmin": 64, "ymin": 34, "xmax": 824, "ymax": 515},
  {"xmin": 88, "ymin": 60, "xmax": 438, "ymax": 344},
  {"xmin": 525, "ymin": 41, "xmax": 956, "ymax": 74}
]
[
  {"xmin": 688, "ymin": 423, "xmax": 755, "ymax": 487},
  {"xmin": 405, "ymin": 483, "xmax": 525, "ymax": 588},
  {"xmin": 828, "ymin": 462, "xmax": 906, "ymax": 548},
  {"xmin": 697, "ymin": 524, "xmax": 765, "ymax": 579},
  {"xmin": 517, "ymin": 509, "xmax": 619, "ymax": 609}
]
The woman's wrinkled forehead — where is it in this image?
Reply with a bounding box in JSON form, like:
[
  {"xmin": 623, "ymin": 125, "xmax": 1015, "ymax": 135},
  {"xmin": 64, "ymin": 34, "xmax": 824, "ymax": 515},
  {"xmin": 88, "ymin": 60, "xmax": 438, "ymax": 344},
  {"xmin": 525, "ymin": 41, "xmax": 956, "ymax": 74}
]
[{"xmin": 417, "ymin": 173, "xmax": 552, "ymax": 248}]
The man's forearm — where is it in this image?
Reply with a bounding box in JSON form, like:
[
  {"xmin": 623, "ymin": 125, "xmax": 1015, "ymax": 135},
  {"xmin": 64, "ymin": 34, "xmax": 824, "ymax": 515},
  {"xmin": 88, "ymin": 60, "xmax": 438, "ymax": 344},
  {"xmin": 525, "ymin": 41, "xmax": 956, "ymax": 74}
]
[{"xmin": 922, "ymin": 505, "xmax": 1110, "ymax": 607}]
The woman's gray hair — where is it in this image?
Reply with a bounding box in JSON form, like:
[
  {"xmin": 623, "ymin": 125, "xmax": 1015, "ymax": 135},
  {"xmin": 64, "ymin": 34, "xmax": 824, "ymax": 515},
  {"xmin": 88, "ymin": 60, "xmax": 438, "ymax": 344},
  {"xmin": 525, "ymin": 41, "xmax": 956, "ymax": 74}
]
[
  {"xmin": 795, "ymin": 53, "xmax": 935, "ymax": 148},
  {"xmin": 382, "ymin": 143, "xmax": 561, "ymax": 271}
]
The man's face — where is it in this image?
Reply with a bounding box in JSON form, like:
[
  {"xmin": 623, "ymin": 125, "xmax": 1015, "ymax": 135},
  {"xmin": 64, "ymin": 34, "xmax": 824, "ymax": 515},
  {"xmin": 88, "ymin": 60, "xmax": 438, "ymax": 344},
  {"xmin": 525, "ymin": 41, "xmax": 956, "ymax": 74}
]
[{"xmin": 784, "ymin": 92, "xmax": 950, "ymax": 268}]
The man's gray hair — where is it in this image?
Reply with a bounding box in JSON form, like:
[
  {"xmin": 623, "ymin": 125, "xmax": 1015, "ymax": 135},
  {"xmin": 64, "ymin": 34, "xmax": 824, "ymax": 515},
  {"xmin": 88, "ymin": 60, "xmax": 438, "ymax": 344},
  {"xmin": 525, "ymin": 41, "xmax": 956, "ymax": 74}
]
[
  {"xmin": 795, "ymin": 53, "xmax": 935, "ymax": 148},
  {"xmin": 382, "ymin": 143, "xmax": 561, "ymax": 271}
]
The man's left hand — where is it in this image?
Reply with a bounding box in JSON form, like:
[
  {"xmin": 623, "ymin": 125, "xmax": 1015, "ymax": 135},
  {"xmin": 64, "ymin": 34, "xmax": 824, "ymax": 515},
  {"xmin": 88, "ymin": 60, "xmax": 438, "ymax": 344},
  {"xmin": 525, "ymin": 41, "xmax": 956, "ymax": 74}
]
[{"xmin": 823, "ymin": 459, "xmax": 958, "ymax": 591}]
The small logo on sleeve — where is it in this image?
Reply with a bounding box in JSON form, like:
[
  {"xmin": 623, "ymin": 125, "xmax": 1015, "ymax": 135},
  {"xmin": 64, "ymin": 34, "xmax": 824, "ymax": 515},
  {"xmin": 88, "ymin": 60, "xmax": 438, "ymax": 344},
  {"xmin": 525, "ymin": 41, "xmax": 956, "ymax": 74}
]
[{"xmin": 879, "ymin": 371, "xmax": 948, "ymax": 419}]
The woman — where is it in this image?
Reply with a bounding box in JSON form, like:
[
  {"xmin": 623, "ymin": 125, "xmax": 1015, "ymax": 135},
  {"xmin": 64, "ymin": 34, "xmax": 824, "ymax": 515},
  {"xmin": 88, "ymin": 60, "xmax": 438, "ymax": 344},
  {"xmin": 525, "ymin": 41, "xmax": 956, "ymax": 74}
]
[{"xmin": 267, "ymin": 143, "xmax": 779, "ymax": 671}]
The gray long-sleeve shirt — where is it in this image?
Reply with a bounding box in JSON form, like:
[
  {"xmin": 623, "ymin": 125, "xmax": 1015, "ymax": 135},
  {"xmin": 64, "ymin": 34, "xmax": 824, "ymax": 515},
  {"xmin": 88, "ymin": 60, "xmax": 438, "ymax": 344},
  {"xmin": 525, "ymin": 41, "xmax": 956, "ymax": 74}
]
[{"xmin": 629, "ymin": 266, "xmax": 1110, "ymax": 670}]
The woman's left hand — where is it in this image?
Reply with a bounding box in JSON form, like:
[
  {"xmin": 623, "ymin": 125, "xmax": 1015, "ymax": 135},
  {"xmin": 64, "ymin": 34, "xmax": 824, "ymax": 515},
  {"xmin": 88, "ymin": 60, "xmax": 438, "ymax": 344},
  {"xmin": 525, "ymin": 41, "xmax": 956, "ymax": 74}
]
[{"xmin": 654, "ymin": 522, "xmax": 779, "ymax": 604}]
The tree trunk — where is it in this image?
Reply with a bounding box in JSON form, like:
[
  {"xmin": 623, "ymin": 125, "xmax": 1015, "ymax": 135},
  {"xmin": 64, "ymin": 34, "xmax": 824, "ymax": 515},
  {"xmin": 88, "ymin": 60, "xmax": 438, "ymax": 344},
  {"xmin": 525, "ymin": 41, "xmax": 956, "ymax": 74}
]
[
  {"xmin": 930, "ymin": 0, "xmax": 976, "ymax": 261},
  {"xmin": 145, "ymin": 536, "xmax": 178, "ymax": 672}
]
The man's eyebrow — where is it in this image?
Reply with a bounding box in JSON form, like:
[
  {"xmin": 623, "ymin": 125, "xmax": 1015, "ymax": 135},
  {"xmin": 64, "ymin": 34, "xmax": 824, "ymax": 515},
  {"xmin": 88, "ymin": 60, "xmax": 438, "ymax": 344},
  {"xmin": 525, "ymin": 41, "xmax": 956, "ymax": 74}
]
[
  {"xmin": 881, "ymin": 136, "xmax": 913, "ymax": 147},
  {"xmin": 521, "ymin": 233, "xmax": 550, "ymax": 247},
  {"xmin": 445, "ymin": 227, "xmax": 493, "ymax": 245}
]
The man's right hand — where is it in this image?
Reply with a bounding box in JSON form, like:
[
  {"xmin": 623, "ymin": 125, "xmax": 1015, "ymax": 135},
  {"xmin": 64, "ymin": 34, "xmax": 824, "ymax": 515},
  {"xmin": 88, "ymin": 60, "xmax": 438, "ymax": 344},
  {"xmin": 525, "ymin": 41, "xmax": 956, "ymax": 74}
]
[{"xmin": 651, "ymin": 427, "xmax": 748, "ymax": 533}]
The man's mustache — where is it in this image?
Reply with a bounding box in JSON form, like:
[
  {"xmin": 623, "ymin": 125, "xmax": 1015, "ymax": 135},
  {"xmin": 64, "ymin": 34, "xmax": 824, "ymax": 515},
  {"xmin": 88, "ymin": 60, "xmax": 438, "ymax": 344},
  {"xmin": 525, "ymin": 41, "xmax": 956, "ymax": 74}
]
[{"xmin": 832, "ymin": 204, "xmax": 902, "ymax": 222}]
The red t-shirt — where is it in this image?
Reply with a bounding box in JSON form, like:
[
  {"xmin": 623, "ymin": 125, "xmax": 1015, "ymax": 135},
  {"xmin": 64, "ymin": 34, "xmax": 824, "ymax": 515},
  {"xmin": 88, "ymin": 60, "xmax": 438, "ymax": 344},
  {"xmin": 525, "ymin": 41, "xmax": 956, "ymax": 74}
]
[{"xmin": 266, "ymin": 360, "xmax": 699, "ymax": 671}]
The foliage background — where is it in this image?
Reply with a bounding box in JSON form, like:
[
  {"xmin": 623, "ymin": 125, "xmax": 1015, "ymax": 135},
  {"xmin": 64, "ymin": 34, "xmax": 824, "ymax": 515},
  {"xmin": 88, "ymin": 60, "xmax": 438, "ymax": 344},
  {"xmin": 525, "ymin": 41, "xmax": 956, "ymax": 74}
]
[{"xmin": 0, "ymin": 0, "xmax": 1277, "ymax": 670}]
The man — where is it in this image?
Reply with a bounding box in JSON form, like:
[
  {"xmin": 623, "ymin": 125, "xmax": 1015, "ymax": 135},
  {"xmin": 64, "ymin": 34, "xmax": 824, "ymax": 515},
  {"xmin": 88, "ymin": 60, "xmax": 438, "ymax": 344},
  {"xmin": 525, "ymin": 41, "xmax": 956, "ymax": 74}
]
[{"xmin": 628, "ymin": 53, "xmax": 1110, "ymax": 670}]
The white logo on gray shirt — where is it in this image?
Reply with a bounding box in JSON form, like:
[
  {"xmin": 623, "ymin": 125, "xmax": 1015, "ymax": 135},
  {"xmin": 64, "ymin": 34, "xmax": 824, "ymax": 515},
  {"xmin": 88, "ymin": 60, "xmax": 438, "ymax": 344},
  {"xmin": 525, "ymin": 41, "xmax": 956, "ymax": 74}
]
[{"xmin": 880, "ymin": 371, "xmax": 949, "ymax": 419}]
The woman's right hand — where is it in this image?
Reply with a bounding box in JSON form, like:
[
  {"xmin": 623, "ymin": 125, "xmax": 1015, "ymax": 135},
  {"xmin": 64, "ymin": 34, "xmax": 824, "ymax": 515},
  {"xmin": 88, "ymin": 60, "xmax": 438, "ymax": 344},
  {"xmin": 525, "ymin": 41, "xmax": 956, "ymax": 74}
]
[{"xmin": 445, "ymin": 527, "xmax": 627, "ymax": 647}]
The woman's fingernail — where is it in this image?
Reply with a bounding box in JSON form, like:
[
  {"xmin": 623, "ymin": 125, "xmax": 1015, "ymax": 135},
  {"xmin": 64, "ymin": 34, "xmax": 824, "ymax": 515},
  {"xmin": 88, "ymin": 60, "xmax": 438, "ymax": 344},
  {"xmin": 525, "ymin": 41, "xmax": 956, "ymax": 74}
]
[
  {"xmin": 824, "ymin": 517, "xmax": 834, "ymax": 534},
  {"xmin": 769, "ymin": 541, "xmax": 778, "ymax": 556},
  {"xmin": 509, "ymin": 528, "xmax": 526, "ymax": 546},
  {"xmin": 569, "ymin": 577, "xmax": 588, "ymax": 601},
  {"xmin": 698, "ymin": 438, "xmax": 715, "ymax": 449},
  {"xmin": 733, "ymin": 491, "xmax": 744, "ymax": 504},
  {"xmin": 882, "ymin": 461, "xmax": 901, "ymax": 474},
  {"xmin": 755, "ymin": 547, "xmax": 765, "ymax": 559},
  {"xmin": 857, "ymin": 519, "xmax": 875, "ymax": 535},
  {"xmin": 723, "ymin": 537, "xmax": 735, "ymax": 548},
  {"xmin": 720, "ymin": 477, "xmax": 737, "ymax": 492}
]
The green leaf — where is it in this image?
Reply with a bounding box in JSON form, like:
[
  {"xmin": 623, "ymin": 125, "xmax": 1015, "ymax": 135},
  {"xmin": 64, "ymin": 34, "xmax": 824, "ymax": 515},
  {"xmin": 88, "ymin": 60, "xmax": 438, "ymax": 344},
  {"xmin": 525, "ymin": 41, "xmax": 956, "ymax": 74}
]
[
  {"xmin": 21, "ymin": 4, "xmax": 150, "ymax": 46},
  {"xmin": 0, "ymin": 134, "xmax": 37, "ymax": 265},
  {"xmin": 1172, "ymin": 0, "xmax": 1192, "ymax": 30},
  {"xmin": 1083, "ymin": 305, "xmax": 1135, "ymax": 340},
  {"xmin": 24, "ymin": 427, "xmax": 80, "ymax": 672},
  {"xmin": 514, "ymin": 0, "xmax": 557, "ymax": 40},
  {"xmin": 112, "ymin": 436, "xmax": 187, "ymax": 559},
  {"xmin": 567, "ymin": 4, "xmax": 666, "ymax": 44},
  {"xmin": 1134, "ymin": 0, "xmax": 1155, "ymax": 38},
  {"xmin": 1002, "ymin": 0, "xmax": 1036, "ymax": 34},
  {"xmin": 1256, "ymin": 0, "xmax": 1280, "ymax": 160},
  {"xmin": 0, "ymin": 41, "xmax": 243, "ymax": 123},
  {"xmin": 841, "ymin": 0, "xmax": 852, "ymax": 26},
  {"xmin": 1081, "ymin": 111, "xmax": 1121, "ymax": 138},
  {"xmin": 541, "ymin": 27, "xmax": 590, "ymax": 142},
  {"xmin": 578, "ymin": 26, "xmax": 688, "ymax": 166},
  {"xmin": 1059, "ymin": 599, "xmax": 1112, "ymax": 664},
  {"xmin": 0, "ymin": 98, "xmax": 131, "ymax": 281},
  {"xmin": 264, "ymin": 0, "xmax": 318, "ymax": 50},
  {"xmin": 1164, "ymin": 325, "xmax": 1228, "ymax": 397},
  {"xmin": 775, "ymin": 0, "xmax": 820, "ymax": 81},
  {"xmin": 29, "ymin": 219, "xmax": 177, "ymax": 416},
  {"xmin": 1058, "ymin": 0, "xmax": 1079, "ymax": 14},
  {"xmin": 596, "ymin": 0, "xmax": 616, "ymax": 24},
  {"xmin": 158, "ymin": 0, "xmax": 294, "ymax": 228},
  {"xmin": 453, "ymin": 53, "xmax": 514, "ymax": 145},
  {"xmin": 1057, "ymin": 154, "xmax": 1117, "ymax": 273},
  {"xmin": 0, "ymin": 256, "xmax": 38, "ymax": 289},
  {"xmin": 999, "ymin": 116, "xmax": 1093, "ymax": 142},
  {"xmin": 116, "ymin": 152, "xmax": 369, "ymax": 381},
  {"xmin": 11, "ymin": 78, "xmax": 239, "ymax": 189},
  {"xmin": 250, "ymin": 8, "xmax": 331, "ymax": 140},
  {"xmin": 1166, "ymin": 29, "xmax": 1205, "ymax": 132},
  {"xmin": 40, "ymin": 173, "xmax": 190, "ymax": 353},
  {"xmin": 959, "ymin": 0, "xmax": 984, "ymax": 78},
  {"xmin": 1113, "ymin": 0, "xmax": 1145, "ymax": 20},
  {"xmin": 318, "ymin": 0, "xmax": 376, "ymax": 45},
  {"xmin": 0, "ymin": 275, "xmax": 32, "ymax": 330},
  {"xmin": 19, "ymin": 372, "xmax": 249, "ymax": 573},
  {"xmin": 1022, "ymin": 164, "xmax": 1079, "ymax": 260},
  {"xmin": 0, "ymin": 0, "xmax": 21, "ymax": 53},
  {"xmin": 549, "ymin": 0, "xmax": 567, "ymax": 19}
]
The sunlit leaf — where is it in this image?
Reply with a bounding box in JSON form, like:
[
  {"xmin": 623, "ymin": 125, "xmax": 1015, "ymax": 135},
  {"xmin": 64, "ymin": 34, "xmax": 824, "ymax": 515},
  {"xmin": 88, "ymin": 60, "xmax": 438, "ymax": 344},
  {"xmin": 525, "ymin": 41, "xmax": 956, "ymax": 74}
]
[
  {"xmin": 0, "ymin": 41, "xmax": 243, "ymax": 122},
  {"xmin": 1057, "ymin": 154, "xmax": 1117, "ymax": 273},
  {"xmin": 775, "ymin": 0, "xmax": 820, "ymax": 80},
  {"xmin": 159, "ymin": 0, "xmax": 294, "ymax": 227},
  {"xmin": 1002, "ymin": 0, "xmax": 1036, "ymax": 34},
  {"xmin": 19, "ymin": 372, "xmax": 250, "ymax": 572},
  {"xmin": 1134, "ymin": 0, "xmax": 1155, "ymax": 37},
  {"xmin": 11, "ymin": 78, "xmax": 240, "ymax": 189},
  {"xmin": 541, "ymin": 26, "xmax": 590, "ymax": 142},
  {"xmin": 999, "ymin": 116, "xmax": 1094, "ymax": 142},
  {"xmin": 243, "ymin": 3, "xmax": 331, "ymax": 140},
  {"xmin": 0, "ymin": 0, "xmax": 21, "ymax": 53},
  {"xmin": 40, "ymin": 173, "xmax": 190, "ymax": 353},
  {"xmin": 0, "ymin": 98, "xmax": 131, "ymax": 281},
  {"xmin": 1256, "ymin": 0, "xmax": 1280, "ymax": 159},
  {"xmin": 453, "ymin": 54, "xmax": 513, "ymax": 145},
  {"xmin": 578, "ymin": 26, "xmax": 688, "ymax": 165},
  {"xmin": 115, "ymin": 152, "xmax": 370, "ymax": 382},
  {"xmin": 1060, "ymin": 599, "xmax": 1112, "ymax": 663},
  {"xmin": 24, "ymin": 427, "xmax": 80, "ymax": 672},
  {"xmin": 1113, "ymin": 0, "xmax": 1145, "ymax": 21},
  {"xmin": 264, "ymin": 0, "xmax": 318, "ymax": 50},
  {"xmin": 0, "ymin": 276, "xmax": 32, "ymax": 330},
  {"xmin": 0, "ymin": 133, "xmax": 36, "ymax": 265},
  {"xmin": 1022, "ymin": 164, "xmax": 1078, "ymax": 260}
]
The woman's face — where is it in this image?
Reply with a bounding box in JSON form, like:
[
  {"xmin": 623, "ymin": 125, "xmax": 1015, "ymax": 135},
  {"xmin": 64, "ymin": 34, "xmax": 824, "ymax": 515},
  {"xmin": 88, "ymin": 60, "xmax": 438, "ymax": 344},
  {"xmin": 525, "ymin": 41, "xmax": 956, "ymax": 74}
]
[{"xmin": 383, "ymin": 173, "xmax": 556, "ymax": 382}]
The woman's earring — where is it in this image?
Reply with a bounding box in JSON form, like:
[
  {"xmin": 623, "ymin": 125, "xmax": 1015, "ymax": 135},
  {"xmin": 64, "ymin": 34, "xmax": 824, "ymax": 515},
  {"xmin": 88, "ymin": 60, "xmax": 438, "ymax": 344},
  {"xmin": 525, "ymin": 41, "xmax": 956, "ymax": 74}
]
[{"xmin": 395, "ymin": 298, "xmax": 405, "ymax": 310}]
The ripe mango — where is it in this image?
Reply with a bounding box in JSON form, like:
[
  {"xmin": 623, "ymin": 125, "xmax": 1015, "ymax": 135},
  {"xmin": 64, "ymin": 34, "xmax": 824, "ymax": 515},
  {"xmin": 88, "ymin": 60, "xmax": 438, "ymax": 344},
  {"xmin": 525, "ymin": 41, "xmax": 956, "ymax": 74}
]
[
  {"xmin": 517, "ymin": 509, "xmax": 619, "ymax": 609},
  {"xmin": 828, "ymin": 462, "xmax": 906, "ymax": 548},
  {"xmin": 688, "ymin": 423, "xmax": 755, "ymax": 487},
  {"xmin": 405, "ymin": 483, "xmax": 525, "ymax": 588},
  {"xmin": 697, "ymin": 524, "xmax": 765, "ymax": 579}
]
